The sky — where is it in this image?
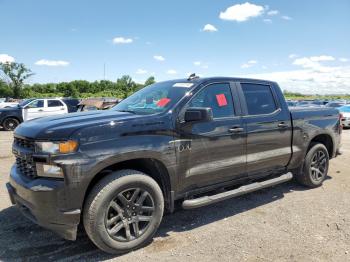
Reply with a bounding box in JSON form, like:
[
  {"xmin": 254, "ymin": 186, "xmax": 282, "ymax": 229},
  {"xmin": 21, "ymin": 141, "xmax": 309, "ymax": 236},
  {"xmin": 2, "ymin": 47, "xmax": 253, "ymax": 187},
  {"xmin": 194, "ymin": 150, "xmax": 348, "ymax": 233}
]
[{"xmin": 0, "ymin": 0, "xmax": 350, "ymax": 94}]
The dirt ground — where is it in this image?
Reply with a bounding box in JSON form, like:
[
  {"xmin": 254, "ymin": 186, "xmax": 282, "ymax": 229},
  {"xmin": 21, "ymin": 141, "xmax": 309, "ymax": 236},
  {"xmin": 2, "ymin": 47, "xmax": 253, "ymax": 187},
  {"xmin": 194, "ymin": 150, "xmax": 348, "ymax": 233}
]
[{"xmin": 0, "ymin": 130, "xmax": 349, "ymax": 262}]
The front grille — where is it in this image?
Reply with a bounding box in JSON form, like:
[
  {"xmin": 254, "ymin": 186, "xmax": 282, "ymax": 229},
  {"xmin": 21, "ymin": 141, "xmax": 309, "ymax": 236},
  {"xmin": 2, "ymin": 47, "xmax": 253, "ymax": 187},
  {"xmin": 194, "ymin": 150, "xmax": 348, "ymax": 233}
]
[
  {"xmin": 16, "ymin": 156, "xmax": 37, "ymax": 178},
  {"xmin": 14, "ymin": 137, "xmax": 35, "ymax": 151},
  {"xmin": 13, "ymin": 136, "xmax": 37, "ymax": 178}
]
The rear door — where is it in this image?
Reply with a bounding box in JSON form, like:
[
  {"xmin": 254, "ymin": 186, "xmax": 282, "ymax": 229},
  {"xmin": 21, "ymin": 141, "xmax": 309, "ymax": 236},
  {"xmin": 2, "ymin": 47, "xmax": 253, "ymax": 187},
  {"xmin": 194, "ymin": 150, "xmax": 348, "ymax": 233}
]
[
  {"xmin": 47, "ymin": 99, "xmax": 67, "ymax": 117},
  {"xmin": 237, "ymin": 82, "xmax": 292, "ymax": 176}
]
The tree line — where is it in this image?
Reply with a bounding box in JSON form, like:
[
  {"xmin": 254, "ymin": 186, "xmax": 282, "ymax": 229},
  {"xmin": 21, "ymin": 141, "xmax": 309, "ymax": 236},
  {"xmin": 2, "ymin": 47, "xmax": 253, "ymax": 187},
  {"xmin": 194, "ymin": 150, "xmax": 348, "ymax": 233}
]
[
  {"xmin": 0, "ymin": 62, "xmax": 155, "ymax": 99},
  {"xmin": 1, "ymin": 61, "xmax": 350, "ymax": 100}
]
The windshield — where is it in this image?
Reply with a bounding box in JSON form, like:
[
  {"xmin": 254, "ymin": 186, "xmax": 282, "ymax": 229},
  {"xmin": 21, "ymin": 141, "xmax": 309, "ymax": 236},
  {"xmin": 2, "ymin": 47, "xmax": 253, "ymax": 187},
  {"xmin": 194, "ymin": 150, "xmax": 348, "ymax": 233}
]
[
  {"xmin": 113, "ymin": 81, "xmax": 193, "ymax": 115},
  {"xmin": 18, "ymin": 99, "xmax": 35, "ymax": 107},
  {"xmin": 339, "ymin": 106, "xmax": 350, "ymax": 112}
]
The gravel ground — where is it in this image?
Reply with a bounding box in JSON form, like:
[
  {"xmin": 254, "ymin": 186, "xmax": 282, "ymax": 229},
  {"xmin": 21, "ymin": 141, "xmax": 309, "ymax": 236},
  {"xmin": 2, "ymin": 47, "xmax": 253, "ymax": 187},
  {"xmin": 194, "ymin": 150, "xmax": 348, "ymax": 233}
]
[{"xmin": 0, "ymin": 130, "xmax": 349, "ymax": 262}]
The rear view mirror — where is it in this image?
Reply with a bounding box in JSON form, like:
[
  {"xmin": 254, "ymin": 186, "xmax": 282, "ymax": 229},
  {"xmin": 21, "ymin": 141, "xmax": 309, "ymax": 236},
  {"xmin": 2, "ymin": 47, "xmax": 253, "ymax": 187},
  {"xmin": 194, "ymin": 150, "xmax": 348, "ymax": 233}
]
[{"xmin": 184, "ymin": 107, "xmax": 213, "ymax": 122}]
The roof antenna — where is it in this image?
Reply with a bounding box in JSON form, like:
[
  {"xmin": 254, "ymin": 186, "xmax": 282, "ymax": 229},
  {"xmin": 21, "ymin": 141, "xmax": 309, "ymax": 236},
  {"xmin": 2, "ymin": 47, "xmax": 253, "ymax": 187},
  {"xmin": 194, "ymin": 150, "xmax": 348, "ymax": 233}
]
[{"xmin": 187, "ymin": 73, "xmax": 199, "ymax": 81}]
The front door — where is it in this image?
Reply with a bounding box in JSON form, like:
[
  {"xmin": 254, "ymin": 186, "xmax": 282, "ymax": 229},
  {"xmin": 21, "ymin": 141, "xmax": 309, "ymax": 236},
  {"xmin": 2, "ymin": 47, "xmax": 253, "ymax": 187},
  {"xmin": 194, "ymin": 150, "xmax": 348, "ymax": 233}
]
[
  {"xmin": 176, "ymin": 82, "xmax": 246, "ymax": 192},
  {"xmin": 23, "ymin": 99, "xmax": 45, "ymax": 121}
]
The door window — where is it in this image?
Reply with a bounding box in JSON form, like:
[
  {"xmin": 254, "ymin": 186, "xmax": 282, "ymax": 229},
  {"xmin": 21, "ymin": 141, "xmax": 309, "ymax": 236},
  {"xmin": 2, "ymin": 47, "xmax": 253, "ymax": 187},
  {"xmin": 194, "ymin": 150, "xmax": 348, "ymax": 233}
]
[
  {"xmin": 26, "ymin": 100, "xmax": 44, "ymax": 108},
  {"xmin": 188, "ymin": 83, "xmax": 234, "ymax": 118},
  {"xmin": 48, "ymin": 100, "xmax": 64, "ymax": 107},
  {"xmin": 241, "ymin": 83, "xmax": 277, "ymax": 115}
]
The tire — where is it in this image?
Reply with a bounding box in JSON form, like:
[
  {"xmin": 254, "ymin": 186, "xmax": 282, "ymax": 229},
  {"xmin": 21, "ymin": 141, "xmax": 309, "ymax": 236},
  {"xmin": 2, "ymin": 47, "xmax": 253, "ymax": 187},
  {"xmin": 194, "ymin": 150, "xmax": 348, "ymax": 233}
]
[
  {"xmin": 295, "ymin": 143, "xmax": 329, "ymax": 188},
  {"xmin": 83, "ymin": 169, "xmax": 164, "ymax": 254},
  {"xmin": 2, "ymin": 118, "xmax": 20, "ymax": 131}
]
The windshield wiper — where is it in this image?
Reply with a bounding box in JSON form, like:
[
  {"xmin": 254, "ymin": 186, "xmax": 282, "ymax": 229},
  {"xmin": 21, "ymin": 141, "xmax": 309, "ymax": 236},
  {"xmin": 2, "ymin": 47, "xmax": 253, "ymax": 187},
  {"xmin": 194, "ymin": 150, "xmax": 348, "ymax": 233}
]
[{"xmin": 116, "ymin": 110, "xmax": 137, "ymax": 114}]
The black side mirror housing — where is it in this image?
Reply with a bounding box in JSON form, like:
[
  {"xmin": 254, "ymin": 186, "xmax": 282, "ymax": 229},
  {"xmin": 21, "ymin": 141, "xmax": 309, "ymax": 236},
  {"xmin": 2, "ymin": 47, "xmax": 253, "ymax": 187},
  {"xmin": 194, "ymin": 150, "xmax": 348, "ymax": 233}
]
[{"xmin": 184, "ymin": 107, "xmax": 213, "ymax": 122}]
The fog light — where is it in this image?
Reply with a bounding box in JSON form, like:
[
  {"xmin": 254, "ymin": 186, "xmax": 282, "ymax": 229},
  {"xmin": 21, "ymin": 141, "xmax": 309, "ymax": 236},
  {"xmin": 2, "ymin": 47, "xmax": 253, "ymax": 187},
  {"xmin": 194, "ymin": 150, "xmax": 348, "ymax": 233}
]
[{"xmin": 36, "ymin": 163, "xmax": 63, "ymax": 178}]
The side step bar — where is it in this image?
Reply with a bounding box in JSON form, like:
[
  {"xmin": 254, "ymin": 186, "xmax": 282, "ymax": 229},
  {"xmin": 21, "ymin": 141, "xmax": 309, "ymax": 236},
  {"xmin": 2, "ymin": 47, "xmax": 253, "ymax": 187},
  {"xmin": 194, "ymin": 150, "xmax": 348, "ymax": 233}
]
[{"xmin": 182, "ymin": 172, "xmax": 293, "ymax": 209}]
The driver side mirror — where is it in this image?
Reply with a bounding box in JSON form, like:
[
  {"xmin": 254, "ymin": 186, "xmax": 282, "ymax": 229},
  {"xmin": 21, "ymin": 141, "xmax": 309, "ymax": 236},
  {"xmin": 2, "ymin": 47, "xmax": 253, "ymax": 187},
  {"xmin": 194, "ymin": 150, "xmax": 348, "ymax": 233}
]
[{"xmin": 184, "ymin": 107, "xmax": 213, "ymax": 122}]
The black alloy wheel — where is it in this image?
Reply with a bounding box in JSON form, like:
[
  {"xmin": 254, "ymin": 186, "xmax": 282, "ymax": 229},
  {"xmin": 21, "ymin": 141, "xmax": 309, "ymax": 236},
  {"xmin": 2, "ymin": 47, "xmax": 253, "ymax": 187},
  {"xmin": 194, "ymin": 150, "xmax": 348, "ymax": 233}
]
[
  {"xmin": 3, "ymin": 118, "xmax": 19, "ymax": 131},
  {"xmin": 309, "ymin": 149, "xmax": 328, "ymax": 182},
  {"xmin": 83, "ymin": 170, "xmax": 164, "ymax": 254},
  {"xmin": 105, "ymin": 188, "xmax": 155, "ymax": 242}
]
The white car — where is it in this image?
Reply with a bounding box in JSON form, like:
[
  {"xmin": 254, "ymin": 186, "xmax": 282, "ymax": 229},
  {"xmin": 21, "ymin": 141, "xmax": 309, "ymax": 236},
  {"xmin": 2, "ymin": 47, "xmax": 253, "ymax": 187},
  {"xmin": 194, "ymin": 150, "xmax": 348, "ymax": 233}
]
[
  {"xmin": 0, "ymin": 98, "xmax": 76, "ymax": 131},
  {"xmin": 338, "ymin": 105, "xmax": 350, "ymax": 128},
  {"xmin": 22, "ymin": 98, "xmax": 69, "ymax": 121}
]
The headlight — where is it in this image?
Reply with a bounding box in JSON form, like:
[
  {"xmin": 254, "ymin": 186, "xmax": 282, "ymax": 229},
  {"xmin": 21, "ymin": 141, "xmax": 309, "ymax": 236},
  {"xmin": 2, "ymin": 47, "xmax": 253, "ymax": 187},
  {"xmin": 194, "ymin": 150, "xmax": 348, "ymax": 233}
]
[
  {"xmin": 36, "ymin": 163, "xmax": 63, "ymax": 178},
  {"xmin": 36, "ymin": 140, "xmax": 78, "ymax": 154}
]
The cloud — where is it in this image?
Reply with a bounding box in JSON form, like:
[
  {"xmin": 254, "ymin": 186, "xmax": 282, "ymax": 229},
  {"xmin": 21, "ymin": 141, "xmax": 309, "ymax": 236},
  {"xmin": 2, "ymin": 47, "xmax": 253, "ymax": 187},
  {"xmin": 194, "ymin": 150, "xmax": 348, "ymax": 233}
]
[
  {"xmin": 193, "ymin": 61, "xmax": 209, "ymax": 69},
  {"xmin": 292, "ymin": 55, "xmax": 335, "ymax": 72},
  {"xmin": 0, "ymin": 54, "xmax": 15, "ymax": 63},
  {"xmin": 281, "ymin": 15, "xmax": 292, "ymax": 20},
  {"xmin": 153, "ymin": 55, "xmax": 165, "ymax": 61},
  {"xmin": 339, "ymin": 58, "xmax": 349, "ymax": 62},
  {"xmin": 309, "ymin": 55, "xmax": 335, "ymax": 62},
  {"xmin": 263, "ymin": 18, "xmax": 272, "ymax": 24},
  {"xmin": 202, "ymin": 24, "xmax": 218, "ymax": 32},
  {"xmin": 289, "ymin": 54, "xmax": 298, "ymax": 59},
  {"xmin": 241, "ymin": 66, "xmax": 350, "ymax": 95},
  {"xmin": 219, "ymin": 2, "xmax": 265, "ymax": 22},
  {"xmin": 242, "ymin": 55, "xmax": 350, "ymax": 94},
  {"xmin": 241, "ymin": 60, "xmax": 258, "ymax": 68},
  {"xmin": 267, "ymin": 10, "xmax": 279, "ymax": 16},
  {"xmin": 136, "ymin": 69, "xmax": 147, "ymax": 74},
  {"xmin": 112, "ymin": 37, "xmax": 133, "ymax": 44},
  {"xmin": 166, "ymin": 69, "xmax": 177, "ymax": 75},
  {"xmin": 35, "ymin": 59, "xmax": 69, "ymax": 66}
]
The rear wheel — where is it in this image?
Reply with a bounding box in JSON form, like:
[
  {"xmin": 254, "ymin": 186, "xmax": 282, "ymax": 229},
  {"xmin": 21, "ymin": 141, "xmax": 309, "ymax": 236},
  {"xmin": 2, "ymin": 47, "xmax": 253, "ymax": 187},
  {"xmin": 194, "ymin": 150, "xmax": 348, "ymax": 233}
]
[
  {"xmin": 295, "ymin": 143, "xmax": 329, "ymax": 188},
  {"xmin": 83, "ymin": 169, "xmax": 164, "ymax": 254},
  {"xmin": 2, "ymin": 118, "xmax": 20, "ymax": 131}
]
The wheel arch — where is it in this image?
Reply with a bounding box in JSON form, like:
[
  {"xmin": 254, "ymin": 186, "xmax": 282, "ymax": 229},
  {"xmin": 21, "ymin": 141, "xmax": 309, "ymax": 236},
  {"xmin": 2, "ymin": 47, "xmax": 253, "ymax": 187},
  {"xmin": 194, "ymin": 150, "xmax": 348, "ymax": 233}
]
[
  {"xmin": 83, "ymin": 158, "xmax": 174, "ymax": 213},
  {"xmin": 308, "ymin": 133, "xmax": 334, "ymax": 158}
]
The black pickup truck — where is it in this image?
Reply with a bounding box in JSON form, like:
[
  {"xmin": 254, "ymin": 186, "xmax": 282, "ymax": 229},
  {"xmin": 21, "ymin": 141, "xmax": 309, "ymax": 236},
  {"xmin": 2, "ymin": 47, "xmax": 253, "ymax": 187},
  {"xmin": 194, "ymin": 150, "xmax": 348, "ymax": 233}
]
[{"xmin": 6, "ymin": 77, "xmax": 341, "ymax": 254}]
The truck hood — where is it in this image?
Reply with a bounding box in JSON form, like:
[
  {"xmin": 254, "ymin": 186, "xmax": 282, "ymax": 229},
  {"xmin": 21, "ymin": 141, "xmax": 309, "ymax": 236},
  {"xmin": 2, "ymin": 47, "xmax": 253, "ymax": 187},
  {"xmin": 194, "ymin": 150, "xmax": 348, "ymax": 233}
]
[
  {"xmin": 0, "ymin": 106, "xmax": 21, "ymax": 113},
  {"xmin": 14, "ymin": 110, "xmax": 143, "ymax": 139}
]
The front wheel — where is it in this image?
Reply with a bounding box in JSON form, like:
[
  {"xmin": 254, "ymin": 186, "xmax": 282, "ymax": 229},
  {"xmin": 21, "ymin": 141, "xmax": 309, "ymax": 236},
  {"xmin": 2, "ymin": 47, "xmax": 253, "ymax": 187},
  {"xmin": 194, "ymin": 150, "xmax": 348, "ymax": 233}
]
[
  {"xmin": 2, "ymin": 118, "xmax": 20, "ymax": 131},
  {"xmin": 83, "ymin": 169, "xmax": 164, "ymax": 254},
  {"xmin": 295, "ymin": 143, "xmax": 329, "ymax": 188}
]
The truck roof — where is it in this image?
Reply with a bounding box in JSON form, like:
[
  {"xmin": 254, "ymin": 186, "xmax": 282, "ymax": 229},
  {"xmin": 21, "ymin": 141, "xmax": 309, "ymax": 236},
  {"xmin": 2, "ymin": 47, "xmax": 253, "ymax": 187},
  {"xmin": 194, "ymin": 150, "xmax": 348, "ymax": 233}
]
[{"xmin": 166, "ymin": 76, "xmax": 277, "ymax": 86}]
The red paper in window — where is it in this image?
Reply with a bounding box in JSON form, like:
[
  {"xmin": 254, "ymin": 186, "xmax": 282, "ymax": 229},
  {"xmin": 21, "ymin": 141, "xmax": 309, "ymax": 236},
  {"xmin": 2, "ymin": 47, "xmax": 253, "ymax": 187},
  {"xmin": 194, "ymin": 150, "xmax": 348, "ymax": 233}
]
[
  {"xmin": 157, "ymin": 98, "xmax": 171, "ymax": 107},
  {"xmin": 216, "ymin": 94, "xmax": 228, "ymax": 107}
]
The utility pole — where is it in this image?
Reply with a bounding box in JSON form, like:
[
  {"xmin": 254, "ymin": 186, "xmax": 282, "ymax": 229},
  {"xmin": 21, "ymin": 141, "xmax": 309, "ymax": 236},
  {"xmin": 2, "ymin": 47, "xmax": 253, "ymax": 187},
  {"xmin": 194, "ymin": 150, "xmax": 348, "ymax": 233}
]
[{"xmin": 103, "ymin": 63, "xmax": 106, "ymax": 80}]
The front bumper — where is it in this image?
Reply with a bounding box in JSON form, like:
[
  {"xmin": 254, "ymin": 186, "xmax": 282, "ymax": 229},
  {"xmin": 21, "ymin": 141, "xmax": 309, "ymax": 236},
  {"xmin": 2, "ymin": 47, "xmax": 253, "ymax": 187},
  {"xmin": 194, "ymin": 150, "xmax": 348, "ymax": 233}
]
[{"xmin": 6, "ymin": 165, "xmax": 81, "ymax": 240}]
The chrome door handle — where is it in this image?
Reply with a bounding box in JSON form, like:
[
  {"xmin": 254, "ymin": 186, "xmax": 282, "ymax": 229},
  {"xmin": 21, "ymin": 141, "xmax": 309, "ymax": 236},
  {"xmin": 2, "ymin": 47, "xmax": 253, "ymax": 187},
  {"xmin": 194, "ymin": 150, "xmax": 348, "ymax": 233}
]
[
  {"xmin": 38, "ymin": 109, "xmax": 44, "ymax": 112},
  {"xmin": 277, "ymin": 122, "xmax": 288, "ymax": 128},
  {"xmin": 228, "ymin": 127, "xmax": 244, "ymax": 133}
]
